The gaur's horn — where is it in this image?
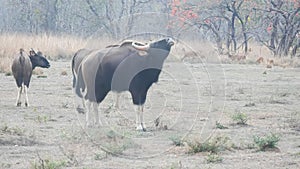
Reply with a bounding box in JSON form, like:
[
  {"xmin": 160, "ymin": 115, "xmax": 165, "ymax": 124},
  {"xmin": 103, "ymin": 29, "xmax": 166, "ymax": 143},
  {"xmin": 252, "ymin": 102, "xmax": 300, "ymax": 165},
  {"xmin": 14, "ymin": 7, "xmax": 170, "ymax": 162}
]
[
  {"xmin": 30, "ymin": 48, "xmax": 36, "ymax": 53},
  {"xmin": 132, "ymin": 42, "xmax": 150, "ymax": 51}
]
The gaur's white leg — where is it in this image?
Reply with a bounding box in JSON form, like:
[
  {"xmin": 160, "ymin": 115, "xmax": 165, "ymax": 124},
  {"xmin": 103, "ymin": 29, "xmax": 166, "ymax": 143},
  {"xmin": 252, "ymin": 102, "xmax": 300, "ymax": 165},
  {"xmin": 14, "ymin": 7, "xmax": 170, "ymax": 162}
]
[
  {"xmin": 140, "ymin": 105, "xmax": 146, "ymax": 130},
  {"xmin": 135, "ymin": 105, "xmax": 146, "ymax": 131},
  {"xmin": 115, "ymin": 93, "xmax": 121, "ymax": 109},
  {"xmin": 85, "ymin": 100, "xmax": 92, "ymax": 127},
  {"xmin": 24, "ymin": 86, "xmax": 29, "ymax": 107},
  {"xmin": 16, "ymin": 86, "xmax": 23, "ymax": 106},
  {"xmin": 81, "ymin": 98, "xmax": 86, "ymax": 109},
  {"xmin": 93, "ymin": 102, "xmax": 102, "ymax": 127}
]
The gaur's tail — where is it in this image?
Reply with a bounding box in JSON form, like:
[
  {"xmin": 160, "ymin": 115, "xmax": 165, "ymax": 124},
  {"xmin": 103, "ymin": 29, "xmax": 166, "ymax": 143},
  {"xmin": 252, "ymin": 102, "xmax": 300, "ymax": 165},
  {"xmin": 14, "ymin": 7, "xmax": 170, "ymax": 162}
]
[{"xmin": 75, "ymin": 66, "xmax": 85, "ymax": 98}]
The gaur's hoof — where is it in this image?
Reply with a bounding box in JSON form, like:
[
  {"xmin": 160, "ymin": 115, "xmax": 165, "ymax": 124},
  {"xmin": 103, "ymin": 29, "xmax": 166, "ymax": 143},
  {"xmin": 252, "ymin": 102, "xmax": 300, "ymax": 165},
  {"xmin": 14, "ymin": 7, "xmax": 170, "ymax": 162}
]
[
  {"xmin": 17, "ymin": 102, "xmax": 21, "ymax": 107},
  {"xmin": 136, "ymin": 125, "xmax": 146, "ymax": 132}
]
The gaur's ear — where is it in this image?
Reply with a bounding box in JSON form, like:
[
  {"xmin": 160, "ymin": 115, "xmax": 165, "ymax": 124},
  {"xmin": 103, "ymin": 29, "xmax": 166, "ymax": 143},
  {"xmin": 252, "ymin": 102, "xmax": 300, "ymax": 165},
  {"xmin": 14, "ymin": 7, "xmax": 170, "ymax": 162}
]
[{"xmin": 29, "ymin": 49, "xmax": 36, "ymax": 56}]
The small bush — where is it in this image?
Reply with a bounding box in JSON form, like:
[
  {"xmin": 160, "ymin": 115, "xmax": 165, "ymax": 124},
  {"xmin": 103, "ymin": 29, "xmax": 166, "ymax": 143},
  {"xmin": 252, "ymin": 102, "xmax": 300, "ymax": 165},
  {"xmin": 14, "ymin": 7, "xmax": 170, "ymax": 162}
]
[
  {"xmin": 169, "ymin": 136, "xmax": 184, "ymax": 146},
  {"xmin": 35, "ymin": 115, "xmax": 49, "ymax": 123},
  {"xmin": 1, "ymin": 124, "xmax": 24, "ymax": 136},
  {"xmin": 231, "ymin": 112, "xmax": 248, "ymax": 125},
  {"xmin": 188, "ymin": 136, "xmax": 229, "ymax": 154},
  {"xmin": 206, "ymin": 153, "xmax": 223, "ymax": 163},
  {"xmin": 94, "ymin": 153, "xmax": 106, "ymax": 160},
  {"xmin": 215, "ymin": 121, "xmax": 228, "ymax": 129},
  {"xmin": 31, "ymin": 159, "xmax": 66, "ymax": 169},
  {"xmin": 106, "ymin": 130, "xmax": 119, "ymax": 140},
  {"xmin": 102, "ymin": 131, "xmax": 136, "ymax": 156},
  {"xmin": 253, "ymin": 133, "xmax": 280, "ymax": 151},
  {"xmin": 188, "ymin": 141, "xmax": 218, "ymax": 154},
  {"xmin": 104, "ymin": 140, "xmax": 135, "ymax": 156}
]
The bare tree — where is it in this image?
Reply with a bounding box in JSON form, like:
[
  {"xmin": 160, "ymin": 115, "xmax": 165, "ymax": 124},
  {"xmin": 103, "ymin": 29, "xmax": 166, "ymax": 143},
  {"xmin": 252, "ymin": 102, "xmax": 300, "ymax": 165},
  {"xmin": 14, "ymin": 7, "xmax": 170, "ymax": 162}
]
[{"xmin": 254, "ymin": 0, "xmax": 300, "ymax": 57}]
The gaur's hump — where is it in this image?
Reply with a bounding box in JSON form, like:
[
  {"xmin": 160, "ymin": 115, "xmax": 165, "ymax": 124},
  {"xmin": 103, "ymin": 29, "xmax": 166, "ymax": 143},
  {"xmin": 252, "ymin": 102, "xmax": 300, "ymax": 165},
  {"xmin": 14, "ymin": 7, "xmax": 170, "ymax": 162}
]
[
  {"xmin": 119, "ymin": 40, "xmax": 146, "ymax": 47},
  {"xmin": 106, "ymin": 44, "xmax": 120, "ymax": 48},
  {"xmin": 105, "ymin": 40, "xmax": 147, "ymax": 48}
]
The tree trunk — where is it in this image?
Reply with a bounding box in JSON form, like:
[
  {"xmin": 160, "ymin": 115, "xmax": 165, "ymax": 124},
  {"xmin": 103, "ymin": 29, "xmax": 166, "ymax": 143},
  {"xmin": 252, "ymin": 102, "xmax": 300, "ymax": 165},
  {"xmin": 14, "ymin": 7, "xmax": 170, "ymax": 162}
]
[
  {"xmin": 226, "ymin": 20, "xmax": 231, "ymax": 53},
  {"xmin": 291, "ymin": 38, "xmax": 300, "ymax": 57},
  {"xmin": 231, "ymin": 13, "xmax": 237, "ymax": 52},
  {"xmin": 270, "ymin": 15, "xmax": 279, "ymax": 56},
  {"xmin": 45, "ymin": 0, "xmax": 58, "ymax": 35}
]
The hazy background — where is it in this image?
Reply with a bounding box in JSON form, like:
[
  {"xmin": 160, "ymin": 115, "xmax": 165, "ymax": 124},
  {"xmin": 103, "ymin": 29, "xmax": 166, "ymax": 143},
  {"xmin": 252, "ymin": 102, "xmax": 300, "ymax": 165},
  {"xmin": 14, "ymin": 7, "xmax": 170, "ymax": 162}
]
[{"xmin": 0, "ymin": 0, "xmax": 299, "ymax": 72}]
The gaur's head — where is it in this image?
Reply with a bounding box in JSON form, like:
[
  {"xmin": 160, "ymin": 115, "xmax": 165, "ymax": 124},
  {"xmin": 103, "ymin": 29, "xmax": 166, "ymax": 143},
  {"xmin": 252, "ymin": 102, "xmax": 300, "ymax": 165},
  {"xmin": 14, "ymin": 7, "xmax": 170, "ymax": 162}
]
[{"xmin": 29, "ymin": 49, "xmax": 50, "ymax": 69}]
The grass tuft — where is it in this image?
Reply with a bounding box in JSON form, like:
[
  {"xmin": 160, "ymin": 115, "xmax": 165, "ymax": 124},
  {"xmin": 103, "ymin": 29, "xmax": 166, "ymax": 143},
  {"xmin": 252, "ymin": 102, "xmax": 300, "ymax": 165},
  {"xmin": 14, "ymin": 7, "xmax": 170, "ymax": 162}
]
[
  {"xmin": 253, "ymin": 133, "xmax": 280, "ymax": 151},
  {"xmin": 206, "ymin": 153, "xmax": 223, "ymax": 163},
  {"xmin": 231, "ymin": 112, "xmax": 248, "ymax": 125},
  {"xmin": 169, "ymin": 135, "xmax": 185, "ymax": 146},
  {"xmin": 0, "ymin": 124, "xmax": 25, "ymax": 136},
  {"xmin": 31, "ymin": 159, "xmax": 66, "ymax": 169},
  {"xmin": 187, "ymin": 136, "xmax": 230, "ymax": 154},
  {"xmin": 215, "ymin": 121, "xmax": 228, "ymax": 129}
]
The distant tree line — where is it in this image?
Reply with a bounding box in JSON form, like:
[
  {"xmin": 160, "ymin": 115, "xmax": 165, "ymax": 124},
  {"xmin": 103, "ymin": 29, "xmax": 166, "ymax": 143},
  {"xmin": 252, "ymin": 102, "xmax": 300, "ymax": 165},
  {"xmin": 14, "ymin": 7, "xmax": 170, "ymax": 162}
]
[
  {"xmin": 170, "ymin": 0, "xmax": 300, "ymax": 57},
  {"xmin": 0, "ymin": 0, "xmax": 299, "ymax": 57}
]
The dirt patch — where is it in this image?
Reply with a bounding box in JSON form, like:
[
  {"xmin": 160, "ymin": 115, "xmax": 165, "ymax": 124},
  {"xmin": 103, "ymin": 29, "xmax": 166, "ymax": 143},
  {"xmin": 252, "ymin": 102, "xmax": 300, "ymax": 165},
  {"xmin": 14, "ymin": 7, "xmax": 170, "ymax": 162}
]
[{"xmin": 0, "ymin": 61, "xmax": 299, "ymax": 168}]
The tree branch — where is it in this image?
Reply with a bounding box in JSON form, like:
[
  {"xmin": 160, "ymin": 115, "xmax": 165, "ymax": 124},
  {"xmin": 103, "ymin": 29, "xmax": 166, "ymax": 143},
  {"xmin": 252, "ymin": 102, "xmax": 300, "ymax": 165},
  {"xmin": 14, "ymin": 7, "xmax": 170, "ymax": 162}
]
[{"xmin": 85, "ymin": 0, "xmax": 100, "ymax": 18}]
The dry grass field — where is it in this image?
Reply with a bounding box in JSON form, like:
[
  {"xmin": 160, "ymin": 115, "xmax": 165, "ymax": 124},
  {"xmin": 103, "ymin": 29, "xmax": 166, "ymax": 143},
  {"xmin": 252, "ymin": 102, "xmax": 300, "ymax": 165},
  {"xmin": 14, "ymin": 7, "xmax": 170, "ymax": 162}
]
[
  {"xmin": 0, "ymin": 33, "xmax": 114, "ymax": 73},
  {"xmin": 0, "ymin": 34, "xmax": 299, "ymax": 169}
]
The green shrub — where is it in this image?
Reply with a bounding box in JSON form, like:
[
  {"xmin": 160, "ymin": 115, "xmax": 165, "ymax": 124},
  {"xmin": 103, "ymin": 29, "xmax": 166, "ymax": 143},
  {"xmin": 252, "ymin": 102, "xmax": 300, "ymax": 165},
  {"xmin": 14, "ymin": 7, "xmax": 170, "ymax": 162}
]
[
  {"xmin": 253, "ymin": 133, "xmax": 280, "ymax": 151},
  {"xmin": 169, "ymin": 136, "xmax": 184, "ymax": 146},
  {"xmin": 31, "ymin": 159, "xmax": 66, "ymax": 169},
  {"xmin": 1, "ymin": 124, "xmax": 24, "ymax": 136},
  {"xmin": 215, "ymin": 121, "xmax": 228, "ymax": 129},
  {"xmin": 188, "ymin": 136, "xmax": 229, "ymax": 154},
  {"xmin": 231, "ymin": 112, "xmax": 248, "ymax": 125},
  {"xmin": 206, "ymin": 153, "xmax": 223, "ymax": 163}
]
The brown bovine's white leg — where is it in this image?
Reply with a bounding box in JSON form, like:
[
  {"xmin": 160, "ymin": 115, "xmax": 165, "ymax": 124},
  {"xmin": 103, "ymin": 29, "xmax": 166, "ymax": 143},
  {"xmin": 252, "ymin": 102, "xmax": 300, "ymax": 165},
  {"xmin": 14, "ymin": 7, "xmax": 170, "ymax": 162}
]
[
  {"xmin": 24, "ymin": 86, "xmax": 29, "ymax": 107},
  {"xmin": 85, "ymin": 100, "xmax": 92, "ymax": 127},
  {"xmin": 114, "ymin": 92, "xmax": 120, "ymax": 109},
  {"xmin": 93, "ymin": 102, "xmax": 102, "ymax": 127},
  {"xmin": 16, "ymin": 86, "xmax": 23, "ymax": 106},
  {"xmin": 135, "ymin": 105, "xmax": 146, "ymax": 131}
]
